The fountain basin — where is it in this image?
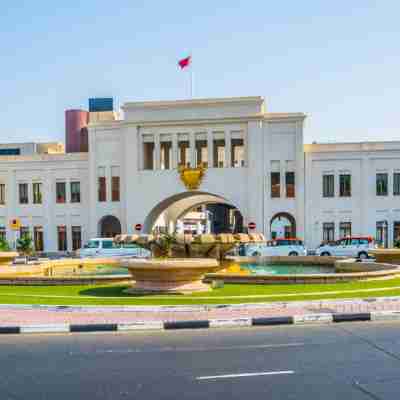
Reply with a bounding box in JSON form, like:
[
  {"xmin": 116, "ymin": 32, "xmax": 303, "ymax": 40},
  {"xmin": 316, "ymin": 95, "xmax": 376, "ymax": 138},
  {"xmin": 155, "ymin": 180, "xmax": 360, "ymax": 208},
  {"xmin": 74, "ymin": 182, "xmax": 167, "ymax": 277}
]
[
  {"xmin": 122, "ymin": 258, "xmax": 222, "ymax": 293},
  {"xmin": 369, "ymin": 249, "xmax": 400, "ymax": 264},
  {"xmin": 0, "ymin": 252, "xmax": 18, "ymax": 266}
]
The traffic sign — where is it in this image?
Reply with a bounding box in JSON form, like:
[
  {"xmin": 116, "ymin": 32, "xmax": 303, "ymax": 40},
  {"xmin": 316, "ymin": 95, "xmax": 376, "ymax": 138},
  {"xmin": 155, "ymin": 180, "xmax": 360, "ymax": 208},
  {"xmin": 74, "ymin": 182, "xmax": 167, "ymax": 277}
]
[
  {"xmin": 134, "ymin": 223, "xmax": 143, "ymax": 232},
  {"xmin": 248, "ymin": 222, "xmax": 256, "ymax": 230},
  {"xmin": 9, "ymin": 218, "xmax": 21, "ymax": 231}
]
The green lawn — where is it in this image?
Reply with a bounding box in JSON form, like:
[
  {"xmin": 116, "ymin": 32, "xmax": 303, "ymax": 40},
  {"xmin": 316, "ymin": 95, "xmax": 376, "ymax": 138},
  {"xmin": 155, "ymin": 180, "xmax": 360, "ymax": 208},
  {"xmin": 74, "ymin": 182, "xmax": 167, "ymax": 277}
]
[{"xmin": 1, "ymin": 278, "xmax": 400, "ymax": 305}]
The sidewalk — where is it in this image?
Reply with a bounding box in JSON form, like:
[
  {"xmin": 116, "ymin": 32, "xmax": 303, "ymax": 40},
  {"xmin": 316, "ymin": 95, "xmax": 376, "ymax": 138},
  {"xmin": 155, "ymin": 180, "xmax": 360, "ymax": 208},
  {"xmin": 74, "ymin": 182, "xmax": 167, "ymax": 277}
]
[{"xmin": 2, "ymin": 297, "xmax": 400, "ymax": 327}]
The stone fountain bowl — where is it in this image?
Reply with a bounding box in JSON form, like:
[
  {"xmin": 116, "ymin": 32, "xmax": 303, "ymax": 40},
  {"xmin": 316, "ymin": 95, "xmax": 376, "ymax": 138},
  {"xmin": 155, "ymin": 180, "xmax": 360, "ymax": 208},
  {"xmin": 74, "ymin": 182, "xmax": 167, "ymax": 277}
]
[
  {"xmin": 122, "ymin": 258, "xmax": 223, "ymax": 294},
  {"xmin": 369, "ymin": 249, "xmax": 400, "ymax": 265},
  {"xmin": 0, "ymin": 252, "xmax": 19, "ymax": 266}
]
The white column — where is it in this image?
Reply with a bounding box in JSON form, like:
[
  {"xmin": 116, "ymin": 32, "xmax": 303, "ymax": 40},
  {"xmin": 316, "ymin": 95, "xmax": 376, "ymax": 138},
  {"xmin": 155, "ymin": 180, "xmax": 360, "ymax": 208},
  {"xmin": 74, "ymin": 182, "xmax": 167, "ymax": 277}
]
[
  {"xmin": 243, "ymin": 128, "xmax": 248, "ymax": 168},
  {"xmin": 137, "ymin": 128, "xmax": 143, "ymax": 171},
  {"xmin": 154, "ymin": 133, "xmax": 160, "ymax": 170},
  {"xmin": 189, "ymin": 130, "xmax": 195, "ymax": 168},
  {"xmin": 207, "ymin": 129, "xmax": 214, "ymax": 168},
  {"xmin": 225, "ymin": 130, "xmax": 231, "ymax": 168},
  {"xmin": 172, "ymin": 133, "xmax": 178, "ymax": 169}
]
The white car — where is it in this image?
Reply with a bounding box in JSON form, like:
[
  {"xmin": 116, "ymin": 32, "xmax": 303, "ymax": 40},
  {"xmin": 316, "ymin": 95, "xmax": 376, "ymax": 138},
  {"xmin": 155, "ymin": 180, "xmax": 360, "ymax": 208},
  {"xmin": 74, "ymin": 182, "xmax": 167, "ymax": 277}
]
[
  {"xmin": 315, "ymin": 236, "xmax": 376, "ymax": 259},
  {"xmin": 243, "ymin": 238, "xmax": 307, "ymax": 257},
  {"xmin": 77, "ymin": 238, "xmax": 150, "ymax": 258}
]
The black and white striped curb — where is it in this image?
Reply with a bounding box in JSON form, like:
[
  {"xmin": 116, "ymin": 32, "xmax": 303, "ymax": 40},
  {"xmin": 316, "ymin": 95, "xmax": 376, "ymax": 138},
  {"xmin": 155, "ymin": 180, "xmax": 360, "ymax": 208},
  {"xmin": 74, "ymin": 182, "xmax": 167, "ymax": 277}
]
[{"xmin": 2, "ymin": 311, "xmax": 400, "ymax": 334}]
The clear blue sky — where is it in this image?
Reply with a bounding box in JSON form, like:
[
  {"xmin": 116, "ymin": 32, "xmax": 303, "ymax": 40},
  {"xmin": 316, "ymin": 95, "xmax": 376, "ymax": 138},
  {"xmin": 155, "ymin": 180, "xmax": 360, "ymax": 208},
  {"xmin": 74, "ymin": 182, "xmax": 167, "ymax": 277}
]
[{"xmin": 1, "ymin": 0, "xmax": 399, "ymax": 144}]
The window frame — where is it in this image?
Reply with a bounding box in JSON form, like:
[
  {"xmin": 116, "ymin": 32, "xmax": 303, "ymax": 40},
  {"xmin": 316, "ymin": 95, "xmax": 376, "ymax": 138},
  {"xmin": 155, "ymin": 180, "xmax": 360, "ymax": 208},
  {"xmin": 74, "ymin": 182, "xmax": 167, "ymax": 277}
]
[
  {"xmin": 376, "ymin": 173, "xmax": 388, "ymax": 196},
  {"xmin": 322, "ymin": 174, "xmax": 335, "ymax": 198},
  {"xmin": 32, "ymin": 182, "xmax": 43, "ymax": 204},
  {"xmin": 285, "ymin": 171, "xmax": 295, "ymax": 198},
  {"xmin": 393, "ymin": 173, "xmax": 400, "ymax": 196},
  {"xmin": 0, "ymin": 183, "xmax": 5, "ymax": 205},
  {"xmin": 19, "ymin": 183, "xmax": 29, "ymax": 204},
  {"xmin": 70, "ymin": 181, "xmax": 81, "ymax": 203},
  {"xmin": 271, "ymin": 172, "xmax": 281, "ymax": 198},
  {"xmin": 339, "ymin": 174, "xmax": 351, "ymax": 197},
  {"xmin": 56, "ymin": 182, "xmax": 67, "ymax": 204}
]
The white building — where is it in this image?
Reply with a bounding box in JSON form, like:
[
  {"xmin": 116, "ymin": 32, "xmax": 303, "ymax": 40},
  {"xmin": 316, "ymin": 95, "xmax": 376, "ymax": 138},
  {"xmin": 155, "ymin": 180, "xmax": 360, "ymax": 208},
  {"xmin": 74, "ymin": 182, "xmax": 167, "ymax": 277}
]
[{"xmin": 0, "ymin": 96, "xmax": 398, "ymax": 252}]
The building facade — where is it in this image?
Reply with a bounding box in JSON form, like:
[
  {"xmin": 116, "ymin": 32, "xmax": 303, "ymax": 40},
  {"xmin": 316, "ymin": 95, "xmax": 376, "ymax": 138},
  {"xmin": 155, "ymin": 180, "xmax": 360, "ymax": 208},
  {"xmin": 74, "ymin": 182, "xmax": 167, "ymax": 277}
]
[{"xmin": 0, "ymin": 96, "xmax": 398, "ymax": 252}]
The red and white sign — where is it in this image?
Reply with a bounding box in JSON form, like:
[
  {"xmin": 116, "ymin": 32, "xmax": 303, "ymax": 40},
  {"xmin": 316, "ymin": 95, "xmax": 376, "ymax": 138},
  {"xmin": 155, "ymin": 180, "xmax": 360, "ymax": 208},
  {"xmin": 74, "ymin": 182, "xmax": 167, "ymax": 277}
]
[
  {"xmin": 248, "ymin": 222, "xmax": 256, "ymax": 230},
  {"xmin": 134, "ymin": 224, "xmax": 143, "ymax": 232}
]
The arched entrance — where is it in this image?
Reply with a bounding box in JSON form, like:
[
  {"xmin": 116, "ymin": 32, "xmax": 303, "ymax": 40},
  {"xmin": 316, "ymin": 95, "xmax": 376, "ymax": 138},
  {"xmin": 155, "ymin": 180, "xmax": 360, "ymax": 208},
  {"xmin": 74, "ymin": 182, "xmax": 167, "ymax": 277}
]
[
  {"xmin": 143, "ymin": 191, "xmax": 244, "ymax": 234},
  {"xmin": 99, "ymin": 215, "xmax": 122, "ymax": 238},
  {"xmin": 270, "ymin": 212, "xmax": 296, "ymax": 239}
]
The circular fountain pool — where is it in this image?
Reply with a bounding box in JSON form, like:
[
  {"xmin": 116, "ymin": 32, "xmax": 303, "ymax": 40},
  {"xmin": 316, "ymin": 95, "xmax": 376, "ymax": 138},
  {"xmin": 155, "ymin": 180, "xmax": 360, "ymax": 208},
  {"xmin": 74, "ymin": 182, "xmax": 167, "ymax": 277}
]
[{"xmin": 240, "ymin": 263, "xmax": 334, "ymax": 275}]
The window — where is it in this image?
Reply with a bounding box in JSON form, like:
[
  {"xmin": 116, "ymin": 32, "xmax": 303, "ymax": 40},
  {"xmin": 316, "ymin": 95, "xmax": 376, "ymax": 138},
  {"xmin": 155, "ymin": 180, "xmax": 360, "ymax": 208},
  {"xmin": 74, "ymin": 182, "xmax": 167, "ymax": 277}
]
[
  {"xmin": 19, "ymin": 183, "xmax": 28, "ymax": 204},
  {"xmin": 0, "ymin": 226, "xmax": 6, "ymax": 241},
  {"xmin": 231, "ymin": 138, "xmax": 244, "ymax": 167},
  {"xmin": 98, "ymin": 167, "xmax": 106, "ymax": 202},
  {"xmin": 112, "ymin": 176, "xmax": 120, "ymax": 202},
  {"xmin": 394, "ymin": 173, "xmax": 400, "ymax": 196},
  {"xmin": 57, "ymin": 226, "xmax": 67, "ymax": 251},
  {"xmin": 285, "ymin": 172, "xmax": 295, "ymax": 198},
  {"xmin": 70, "ymin": 182, "xmax": 81, "ymax": 203},
  {"xmin": 160, "ymin": 141, "xmax": 172, "ymax": 170},
  {"xmin": 0, "ymin": 184, "xmax": 5, "ymax": 205},
  {"xmin": 339, "ymin": 222, "xmax": 352, "ymax": 238},
  {"xmin": 271, "ymin": 172, "xmax": 280, "ymax": 198},
  {"xmin": 20, "ymin": 226, "xmax": 30, "ymax": 240},
  {"xmin": 71, "ymin": 226, "xmax": 82, "ymax": 251},
  {"xmin": 56, "ymin": 182, "xmax": 66, "ymax": 203},
  {"xmin": 195, "ymin": 139, "xmax": 208, "ymax": 168},
  {"xmin": 322, "ymin": 175, "xmax": 334, "ymax": 197},
  {"xmin": 34, "ymin": 226, "xmax": 44, "ymax": 252},
  {"xmin": 213, "ymin": 139, "xmax": 225, "ymax": 168},
  {"xmin": 178, "ymin": 139, "xmax": 190, "ymax": 167},
  {"xmin": 339, "ymin": 174, "xmax": 351, "ymax": 197},
  {"xmin": 32, "ymin": 182, "xmax": 42, "ymax": 204},
  {"xmin": 376, "ymin": 173, "xmax": 388, "ymax": 196},
  {"xmin": 394, "ymin": 221, "xmax": 400, "ymax": 244},
  {"xmin": 102, "ymin": 240, "xmax": 114, "ymax": 249},
  {"xmin": 322, "ymin": 222, "xmax": 335, "ymax": 242},
  {"xmin": 143, "ymin": 142, "xmax": 155, "ymax": 170}
]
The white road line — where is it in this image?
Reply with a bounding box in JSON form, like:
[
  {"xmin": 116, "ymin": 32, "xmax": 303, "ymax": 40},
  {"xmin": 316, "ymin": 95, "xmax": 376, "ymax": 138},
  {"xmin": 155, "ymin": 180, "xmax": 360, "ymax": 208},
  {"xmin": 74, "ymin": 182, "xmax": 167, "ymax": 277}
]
[{"xmin": 196, "ymin": 370, "xmax": 295, "ymax": 380}]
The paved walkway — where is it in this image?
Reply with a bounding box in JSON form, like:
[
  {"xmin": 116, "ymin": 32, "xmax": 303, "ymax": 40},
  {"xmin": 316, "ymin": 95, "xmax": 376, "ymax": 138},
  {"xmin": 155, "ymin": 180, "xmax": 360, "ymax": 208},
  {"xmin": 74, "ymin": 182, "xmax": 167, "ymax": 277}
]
[{"xmin": 2, "ymin": 298, "xmax": 400, "ymax": 326}]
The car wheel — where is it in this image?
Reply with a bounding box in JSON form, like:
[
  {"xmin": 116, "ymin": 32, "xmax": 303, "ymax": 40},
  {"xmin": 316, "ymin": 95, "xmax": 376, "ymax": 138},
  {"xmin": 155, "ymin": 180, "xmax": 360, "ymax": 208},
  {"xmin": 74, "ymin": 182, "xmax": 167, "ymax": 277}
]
[
  {"xmin": 358, "ymin": 252, "xmax": 368, "ymax": 260},
  {"xmin": 288, "ymin": 251, "xmax": 298, "ymax": 256},
  {"xmin": 252, "ymin": 251, "xmax": 261, "ymax": 257},
  {"xmin": 320, "ymin": 252, "xmax": 331, "ymax": 257}
]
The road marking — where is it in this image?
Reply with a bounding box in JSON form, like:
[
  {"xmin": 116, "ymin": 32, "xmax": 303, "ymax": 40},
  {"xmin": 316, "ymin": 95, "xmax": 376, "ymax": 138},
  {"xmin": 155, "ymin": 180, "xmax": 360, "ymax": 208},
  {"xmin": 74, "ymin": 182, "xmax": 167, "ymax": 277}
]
[
  {"xmin": 68, "ymin": 342, "xmax": 305, "ymax": 356},
  {"xmin": 196, "ymin": 370, "xmax": 295, "ymax": 380}
]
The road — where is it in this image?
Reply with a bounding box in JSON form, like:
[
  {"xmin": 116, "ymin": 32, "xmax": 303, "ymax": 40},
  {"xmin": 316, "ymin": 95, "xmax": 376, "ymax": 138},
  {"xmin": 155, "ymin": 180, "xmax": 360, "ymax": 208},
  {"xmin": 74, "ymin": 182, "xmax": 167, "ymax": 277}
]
[{"xmin": 2, "ymin": 322, "xmax": 400, "ymax": 399}]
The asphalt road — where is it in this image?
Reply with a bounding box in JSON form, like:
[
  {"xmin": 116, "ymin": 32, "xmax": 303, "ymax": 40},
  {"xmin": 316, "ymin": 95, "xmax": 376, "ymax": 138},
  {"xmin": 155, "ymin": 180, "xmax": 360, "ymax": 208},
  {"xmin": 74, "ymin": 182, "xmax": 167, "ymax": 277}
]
[{"xmin": 2, "ymin": 322, "xmax": 400, "ymax": 399}]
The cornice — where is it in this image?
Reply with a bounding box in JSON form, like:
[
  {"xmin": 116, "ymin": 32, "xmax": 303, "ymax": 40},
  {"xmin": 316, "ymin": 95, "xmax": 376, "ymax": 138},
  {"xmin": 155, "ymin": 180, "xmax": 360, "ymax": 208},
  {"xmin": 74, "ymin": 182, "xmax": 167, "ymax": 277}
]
[{"xmin": 121, "ymin": 96, "xmax": 264, "ymax": 111}]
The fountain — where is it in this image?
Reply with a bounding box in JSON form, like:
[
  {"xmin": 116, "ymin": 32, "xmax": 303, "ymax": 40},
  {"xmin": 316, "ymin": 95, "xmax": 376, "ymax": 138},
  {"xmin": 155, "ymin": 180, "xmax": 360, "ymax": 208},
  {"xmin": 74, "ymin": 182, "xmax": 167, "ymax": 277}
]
[
  {"xmin": 115, "ymin": 232, "xmax": 265, "ymax": 293},
  {"xmin": 0, "ymin": 252, "xmax": 19, "ymax": 267}
]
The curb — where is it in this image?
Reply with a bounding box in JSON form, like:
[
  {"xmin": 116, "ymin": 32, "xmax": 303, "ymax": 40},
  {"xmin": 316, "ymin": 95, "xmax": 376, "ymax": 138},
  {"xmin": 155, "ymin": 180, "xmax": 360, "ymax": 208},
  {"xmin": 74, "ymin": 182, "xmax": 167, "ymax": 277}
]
[{"xmin": 2, "ymin": 311, "xmax": 400, "ymax": 335}]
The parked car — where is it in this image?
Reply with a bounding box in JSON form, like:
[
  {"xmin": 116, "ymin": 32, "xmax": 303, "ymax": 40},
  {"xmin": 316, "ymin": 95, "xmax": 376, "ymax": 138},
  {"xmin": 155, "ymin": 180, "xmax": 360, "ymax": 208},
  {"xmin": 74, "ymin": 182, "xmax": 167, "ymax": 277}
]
[
  {"xmin": 77, "ymin": 238, "xmax": 150, "ymax": 258},
  {"xmin": 315, "ymin": 236, "xmax": 376, "ymax": 259},
  {"xmin": 242, "ymin": 238, "xmax": 307, "ymax": 257}
]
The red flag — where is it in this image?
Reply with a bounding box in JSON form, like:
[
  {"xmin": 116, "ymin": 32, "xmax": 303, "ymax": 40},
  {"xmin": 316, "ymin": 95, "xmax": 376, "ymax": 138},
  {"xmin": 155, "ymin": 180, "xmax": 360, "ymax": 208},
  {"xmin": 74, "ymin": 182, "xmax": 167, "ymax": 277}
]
[{"xmin": 178, "ymin": 56, "xmax": 191, "ymax": 69}]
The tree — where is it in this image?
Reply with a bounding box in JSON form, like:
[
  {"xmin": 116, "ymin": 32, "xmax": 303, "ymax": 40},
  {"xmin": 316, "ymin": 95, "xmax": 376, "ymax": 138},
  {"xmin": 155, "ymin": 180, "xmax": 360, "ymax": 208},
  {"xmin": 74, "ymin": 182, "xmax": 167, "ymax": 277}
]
[{"xmin": 16, "ymin": 235, "xmax": 34, "ymax": 255}]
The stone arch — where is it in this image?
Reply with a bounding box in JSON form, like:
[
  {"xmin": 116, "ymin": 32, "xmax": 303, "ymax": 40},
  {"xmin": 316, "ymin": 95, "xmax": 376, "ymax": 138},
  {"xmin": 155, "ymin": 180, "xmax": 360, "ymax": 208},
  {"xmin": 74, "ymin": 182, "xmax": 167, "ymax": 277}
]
[
  {"xmin": 270, "ymin": 212, "xmax": 296, "ymax": 239},
  {"xmin": 98, "ymin": 215, "xmax": 122, "ymax": 238},
  {"xmin": 143, "ymin": 191, "xmax": 244, "ymax": 234}
]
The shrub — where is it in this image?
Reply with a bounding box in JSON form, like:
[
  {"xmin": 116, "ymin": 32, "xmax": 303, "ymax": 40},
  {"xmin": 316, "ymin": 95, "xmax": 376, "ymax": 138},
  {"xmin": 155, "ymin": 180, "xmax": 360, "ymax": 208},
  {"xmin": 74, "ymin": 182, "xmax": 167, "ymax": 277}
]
[{"xmin": 0, "ymin": 238, "xmax": 10, "ymax": 252}]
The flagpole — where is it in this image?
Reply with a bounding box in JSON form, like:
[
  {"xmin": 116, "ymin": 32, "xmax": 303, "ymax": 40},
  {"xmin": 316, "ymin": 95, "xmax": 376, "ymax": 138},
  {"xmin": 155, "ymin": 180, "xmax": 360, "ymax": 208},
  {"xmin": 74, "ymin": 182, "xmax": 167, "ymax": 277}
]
[{"xmin": 190, "ymin": 53, "xmax": 193, "ymax": 99}]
